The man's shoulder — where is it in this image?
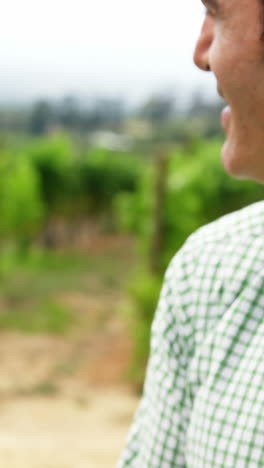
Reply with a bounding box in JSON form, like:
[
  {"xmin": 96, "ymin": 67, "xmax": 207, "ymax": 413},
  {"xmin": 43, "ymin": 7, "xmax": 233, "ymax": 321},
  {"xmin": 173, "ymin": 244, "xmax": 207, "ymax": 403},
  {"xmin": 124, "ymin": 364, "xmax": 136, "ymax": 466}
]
[
  {"xmin": 166, "ymin": 200, "xmax": 264, "ymax": 283},
  {"xmin": 164, "ymin": 201, "xmax": 264, "ymax": 348},
  {"xmin": 168, "ymin": 200, "xmax": 264, "ymax": 277},
  {"xmin": 185, "ymin": 200, "xmax": 264, "ymax": 250}
]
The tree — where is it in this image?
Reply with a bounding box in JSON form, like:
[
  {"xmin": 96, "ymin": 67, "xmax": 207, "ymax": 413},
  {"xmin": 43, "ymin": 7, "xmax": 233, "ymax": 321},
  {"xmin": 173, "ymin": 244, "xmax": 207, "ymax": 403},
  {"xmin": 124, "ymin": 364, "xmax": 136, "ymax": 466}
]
[
  {"xmin": 30, "ymin": 100, "xmax": 54, "ymax": 135},
  {"xmin": 81, "ymin": 98, "xmax": 125, "ymax": 132},
  {"xmin": 57, "ymin": 95, "xmax": 80, "ymax": 130},
  {"xmin": 138, "ymin": 93, "xmax": 176, "ymax": 125}
]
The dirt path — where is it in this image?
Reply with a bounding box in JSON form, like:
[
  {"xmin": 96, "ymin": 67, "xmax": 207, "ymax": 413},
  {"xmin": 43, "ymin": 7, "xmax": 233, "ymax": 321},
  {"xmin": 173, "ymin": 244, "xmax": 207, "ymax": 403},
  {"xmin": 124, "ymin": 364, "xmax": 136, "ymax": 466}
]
[
  {"xmin": 0, "ymin": 327, "xmax": 138, "ymax": 468},
  {"xmin": 0, "ymin": 388, "xmax": 138, "ymax": 468},
  {"xmin": 0, "ymin": 296, "xmax": 138, "ymax": 468}
]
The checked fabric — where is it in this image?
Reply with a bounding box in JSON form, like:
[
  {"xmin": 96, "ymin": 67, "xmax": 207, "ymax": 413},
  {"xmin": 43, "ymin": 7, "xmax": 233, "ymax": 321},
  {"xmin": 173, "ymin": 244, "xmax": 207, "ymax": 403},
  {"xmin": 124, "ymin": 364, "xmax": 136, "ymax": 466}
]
[{"xmin": 118, "ymin": 201, "xmax": 264, "ymax": 468}]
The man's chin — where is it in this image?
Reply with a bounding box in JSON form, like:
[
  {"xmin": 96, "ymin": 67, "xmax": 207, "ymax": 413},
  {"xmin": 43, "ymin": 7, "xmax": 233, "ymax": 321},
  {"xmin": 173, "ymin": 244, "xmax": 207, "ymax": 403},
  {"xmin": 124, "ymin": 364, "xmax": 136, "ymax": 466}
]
[
  {"xmin": 221, "ymin": 138, "xmax": 263, "ymax": 182},
  {"xmin": 221, "ymin": 138, "xmax": 247, "ymax": 180}
]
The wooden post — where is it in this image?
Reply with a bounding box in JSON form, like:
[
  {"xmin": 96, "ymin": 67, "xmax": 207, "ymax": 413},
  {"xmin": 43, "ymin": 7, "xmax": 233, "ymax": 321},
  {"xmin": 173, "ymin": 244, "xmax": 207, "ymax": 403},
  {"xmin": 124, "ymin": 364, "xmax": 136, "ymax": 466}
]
[{"xmin": 150, "ymin": 147, "xmax": 169, "ymax": 275}]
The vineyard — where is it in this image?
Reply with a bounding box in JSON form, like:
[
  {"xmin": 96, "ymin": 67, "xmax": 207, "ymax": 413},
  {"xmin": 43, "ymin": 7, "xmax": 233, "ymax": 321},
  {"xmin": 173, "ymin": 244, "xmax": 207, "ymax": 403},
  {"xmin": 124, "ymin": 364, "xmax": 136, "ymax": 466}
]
[
  {"xmin": 1, "ymin": 134, "xmax": 264, "ymax": 383},
  {"xmin": 1, "ymin": 133, "xmax": 264, "ymax": 465}
]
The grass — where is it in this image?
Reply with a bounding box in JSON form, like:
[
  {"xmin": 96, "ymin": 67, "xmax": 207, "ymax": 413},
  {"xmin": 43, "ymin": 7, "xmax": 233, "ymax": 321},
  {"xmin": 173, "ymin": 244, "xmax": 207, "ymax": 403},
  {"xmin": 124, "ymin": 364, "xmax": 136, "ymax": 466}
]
[
  {"xmin": 0, "ymin": 244, "xmax": 135, "ymax": 335},
  {"xmin": 0, "ymin": 300, "xmax": 73, "ymax": 334},
  {"xmin": 1, "ymin": 246, "xmax": 129, "ymax": 298}
]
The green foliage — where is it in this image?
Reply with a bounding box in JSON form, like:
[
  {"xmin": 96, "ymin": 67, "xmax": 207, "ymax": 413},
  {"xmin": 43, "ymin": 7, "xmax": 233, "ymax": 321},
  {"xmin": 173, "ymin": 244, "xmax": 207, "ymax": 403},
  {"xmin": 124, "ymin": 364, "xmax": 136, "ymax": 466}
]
[
  {"xmin": 164, "ymin": 140, "xmax": 264, "ymax": 265},
  {"xmin": 0, "ymin": 151, "xmax": 44, "ymax": 240},
  {"xmin": 26, "ymin": 135, "xmax": 73, "ymax": 210},
  {"xmin": 114, "ymin": 164, "xmax": 155, "ymax": 262},
  {"xmin": 117, "ymin": 140, "xmax": 264, "ymax": 270},
  {"xmin": 80, "ymin": 148, "xmax": 141, "ymax": 212},
  {"xmin": 23, "ymin": 138, "xmax": 141, "ymax": 218},
  {"xmin": 19, "ymin": 143, "xmax": 143, "ymax": 226}
]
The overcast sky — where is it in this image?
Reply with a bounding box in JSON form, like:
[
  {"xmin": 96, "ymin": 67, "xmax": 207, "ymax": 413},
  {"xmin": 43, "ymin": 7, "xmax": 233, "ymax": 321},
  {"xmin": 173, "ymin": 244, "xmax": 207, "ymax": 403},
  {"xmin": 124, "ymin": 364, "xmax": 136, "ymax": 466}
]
[{"xmin": 1, "ymin": 0, "xmax": 217, "ymax": 104}]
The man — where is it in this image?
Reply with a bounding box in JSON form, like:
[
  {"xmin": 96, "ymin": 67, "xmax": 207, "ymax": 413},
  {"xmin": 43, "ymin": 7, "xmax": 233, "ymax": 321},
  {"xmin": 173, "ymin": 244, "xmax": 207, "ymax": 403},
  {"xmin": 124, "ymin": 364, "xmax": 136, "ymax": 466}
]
[{"xmin": 118, "ymin": 0, "xmax": 264, "ymax": 466}]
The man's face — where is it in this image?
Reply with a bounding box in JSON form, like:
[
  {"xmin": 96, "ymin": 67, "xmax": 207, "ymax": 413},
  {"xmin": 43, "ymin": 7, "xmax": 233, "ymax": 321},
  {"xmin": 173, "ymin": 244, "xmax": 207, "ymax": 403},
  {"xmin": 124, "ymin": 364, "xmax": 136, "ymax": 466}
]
[{"xmin": 194, "ymin": 0, "xmax": 264, "ymax": 183}]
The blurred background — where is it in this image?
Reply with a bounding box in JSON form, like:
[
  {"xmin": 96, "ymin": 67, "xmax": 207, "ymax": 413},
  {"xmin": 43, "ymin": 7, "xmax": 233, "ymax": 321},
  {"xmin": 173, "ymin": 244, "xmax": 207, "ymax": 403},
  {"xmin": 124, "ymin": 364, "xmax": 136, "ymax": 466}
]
[{"xmin": 1, "ymin": 1, "xmax": 264, "ymax": 467}]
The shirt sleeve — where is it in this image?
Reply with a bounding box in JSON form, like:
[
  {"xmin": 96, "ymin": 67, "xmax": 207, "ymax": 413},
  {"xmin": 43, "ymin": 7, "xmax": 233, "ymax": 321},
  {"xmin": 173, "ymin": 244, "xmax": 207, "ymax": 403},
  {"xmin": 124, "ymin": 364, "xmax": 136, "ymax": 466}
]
[{"xmin": 118, "ymin": 254, "xmax": 193, "ymax": 468}]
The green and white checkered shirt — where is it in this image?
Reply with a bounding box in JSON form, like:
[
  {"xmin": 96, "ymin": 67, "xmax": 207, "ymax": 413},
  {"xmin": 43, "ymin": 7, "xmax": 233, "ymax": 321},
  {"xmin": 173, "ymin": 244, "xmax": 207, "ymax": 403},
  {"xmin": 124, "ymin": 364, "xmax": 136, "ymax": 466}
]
[{"xmin": 118, "ymin": 201, "xmax": 264, "ymax": 468}]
